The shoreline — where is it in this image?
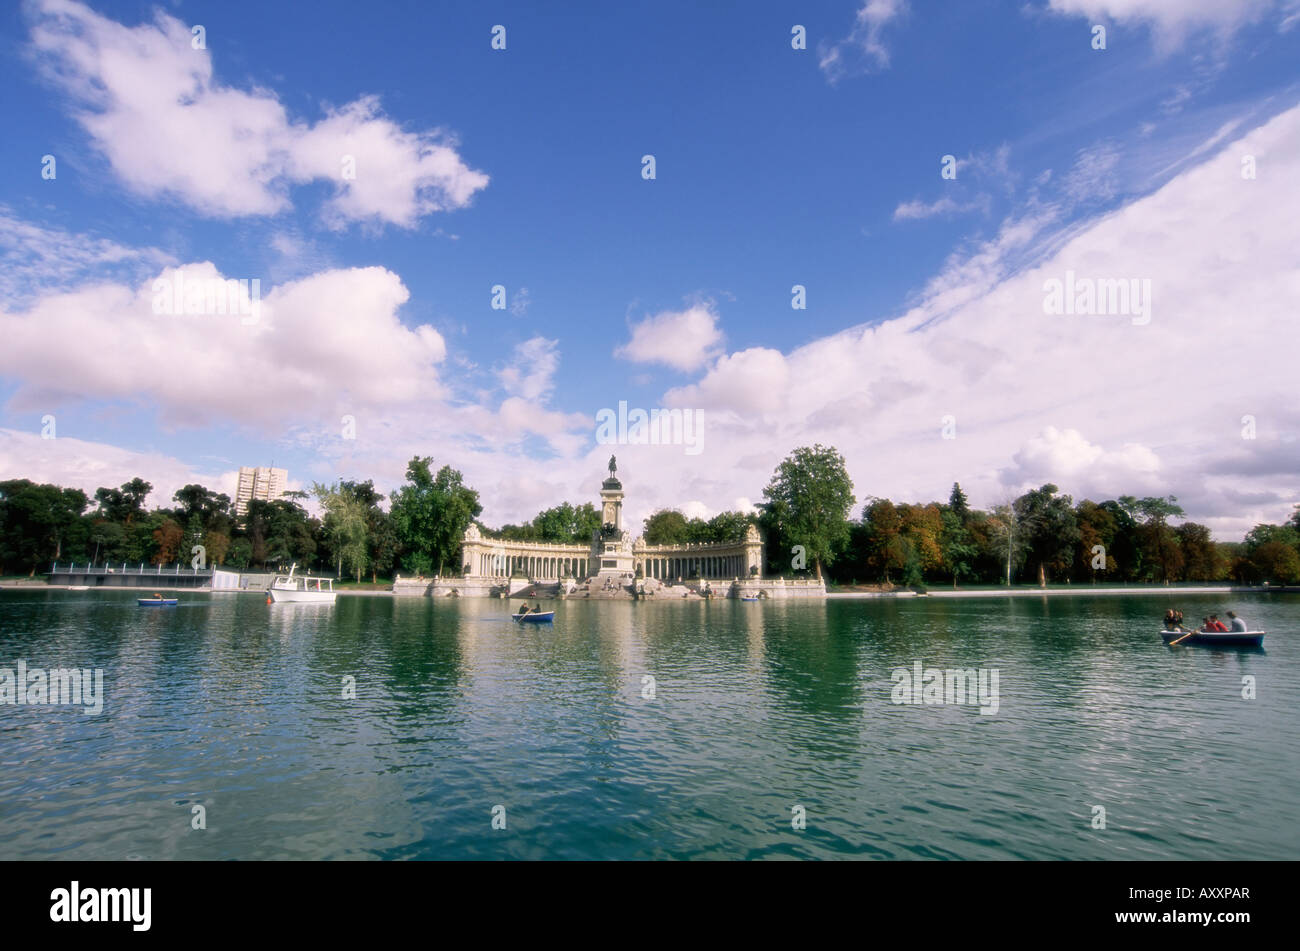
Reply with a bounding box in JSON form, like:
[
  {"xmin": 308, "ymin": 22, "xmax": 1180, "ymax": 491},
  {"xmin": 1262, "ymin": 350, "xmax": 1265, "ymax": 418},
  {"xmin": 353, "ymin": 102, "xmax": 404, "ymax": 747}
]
[
  {"xmin": 5, "ymin": 581, "xmax": 1294, "ymax": 601},
  {"xmin": 827, "ymin": 585, "xmax": 1291, "ymax": 600}
]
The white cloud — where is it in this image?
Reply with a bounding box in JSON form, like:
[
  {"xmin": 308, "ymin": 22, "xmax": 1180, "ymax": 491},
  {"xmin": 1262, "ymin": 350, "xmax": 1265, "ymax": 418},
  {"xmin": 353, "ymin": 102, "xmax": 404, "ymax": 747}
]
[
  {"xmin": 819, "ymin": 0, "xmax": 908, "ymax": 82},
  {"xmin": 0, "ymin": 262, "xmax": 446, "ymax": 427},
  {"xmin": 615, "ymin": 302, "xmax": 725, "ymax": 372},
  {"xmin": 498, "ymin": 337, "xmax": 560, "ymax": 401},
  {"xmin": 666, "ymin": 347, "xmax": 789, "ymax": 415},
  {"xmin": 999, "ymin": 427, "xmax": 1163, "ymax": 498},
  {"xmin": 0, "ymin": 210, "xmax": 175, "ymax": 306},
  {"xmin": 1062, "ymin": 142, "xmax": 1122, "ymax": 204},
  {"xmin": 27, "ymin": 0, "xmax": 488, "ymax": 227},
  {"xmin": 1045, "ymin": 0, "xmax": 1283, "ymax": 49},
  {"xmin": 893, "ymin": 196, "xmax": 991, "ymax": 220},
  {"xmin": 631, "ymin": 103, "xmax": 1300, "ymax": 539},
  {"xmin": 0, "ymin": 428, "xmax": 226, "ymax": 512}
]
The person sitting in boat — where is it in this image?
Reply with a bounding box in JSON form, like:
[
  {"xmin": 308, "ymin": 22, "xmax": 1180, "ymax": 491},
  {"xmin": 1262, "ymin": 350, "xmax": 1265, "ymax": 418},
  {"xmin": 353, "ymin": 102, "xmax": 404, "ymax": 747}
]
[
  {"xmin": 518, "ymin": 602, "xmax": 529, "ymax": 615},
  {"xmin": 1207, "ymin": 614, "xmax": 1229, "ymax": 632},
  {"xmin": 534, "ymin": 603, "xmax": 542, "ymax": 612},
  {"xmin": 153, "ymin": 592, "xmax": 162, "ymax": 600},
  {"xmin": 1226, "ymin": 611, "xmax": 1247, "ymax": 632},
  {"xmin": 1197, "ymin": 616, "xmax": 1213, "ymax": 632},
  {"xmin": 1163, "ymin": 609, "xmax": 1179, "ymax": 630}
]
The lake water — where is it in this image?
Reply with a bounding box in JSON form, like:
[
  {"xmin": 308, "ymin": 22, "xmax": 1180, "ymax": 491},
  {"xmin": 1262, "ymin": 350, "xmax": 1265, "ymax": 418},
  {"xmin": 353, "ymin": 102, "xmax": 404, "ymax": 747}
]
[{"xmin": 1, "ymin": 590, "xmax": 1295, "ymax": 860}]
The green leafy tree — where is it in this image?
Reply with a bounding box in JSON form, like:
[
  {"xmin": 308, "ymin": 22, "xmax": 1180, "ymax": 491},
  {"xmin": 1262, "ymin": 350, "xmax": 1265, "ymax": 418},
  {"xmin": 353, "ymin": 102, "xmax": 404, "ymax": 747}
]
[
  {"xmin": 313, "ymin": 482, "xmax": 371, "ymax": 581},
  {"xmin": 948, "ymin": 483, "xmax": 971, "ymax": 523},
  {"xmin": 94, "ymin": 478, "xmax": 152, "ymax": 526},
  {"xmin": 940, "ymin": 506, "xmax": 978, "ymax": 587},
  {"xmin": 704, "ymin": 510, "xmax": 757, "ymax": 543},
  {"xmin": 1013, "ymin": 484, "xmax": 1080, "ymax": 585},
  {"xmin": 643, "ymin": 509, "xmax": 690, "ymax": 545},
  {"xmin": 0, "ymin": 480, "xmax": 90, "ymax": 574},
  {"xmin": 245, "ymin": 498, "xmax": 318, "ymax": 570},
  {"xmin": 759, "ymin": 445, "xmax": 855, "ymax": 580},
  {"xmin": 1176, "ymin": 522, "xmax": 1222, "ymax": 581},
  {"xmin": 1075, "ymin": 500, "xmax": 1118, "ymax": 580},
  {"xmin": 988, "ymin": 503, "xmax": 1028, "ymax": 585},
  {"xmin": 389, "ymin": 457, "xmax": 482, "ymax": 576},
  {"xmin": 532, "ymin": 502, "xmax": 602, "ymax": 543},
  {"xmin": 1249, "ymin": 540, "xmax": 1300, "ymax": 583},
  {"xmin": 1131, "ymin": 495, "xmax": 1186, "ymax": 582},
  {"xmin": 1098, "ymin": 499, "xmax": 1141, "ymax": 580}
]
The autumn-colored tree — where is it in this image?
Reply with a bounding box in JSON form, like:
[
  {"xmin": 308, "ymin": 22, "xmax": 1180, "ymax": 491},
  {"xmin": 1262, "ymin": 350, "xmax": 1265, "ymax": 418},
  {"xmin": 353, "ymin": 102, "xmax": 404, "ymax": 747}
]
[
  {"xmin": 1075, "ymin": 500, "xmax": 1118, "ymax": 579},
  {"xmin": 151, "ymin": 518, "xmax": 183, "ymax": 565},
  {"xmin": 899, "ymin": 503, "xmax": 945, "ymax": 577},
  {"xmin": 862, "ymin": 498, "xmax": 907, "ymax": 583},
  {"xmin": 1250, "ymin": 541, "xmax": 1300, "ymax": 583},
  {"xmin": 204, "ymin": 530, "xmax": 232, "ymax": 566}
]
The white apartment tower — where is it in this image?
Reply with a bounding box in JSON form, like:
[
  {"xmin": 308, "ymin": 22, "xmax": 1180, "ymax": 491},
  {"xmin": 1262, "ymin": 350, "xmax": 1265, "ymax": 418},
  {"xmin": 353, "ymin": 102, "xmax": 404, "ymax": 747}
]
[{"xmin": 235, "ymin": 466, "xmax": 288, "ymax": 515}]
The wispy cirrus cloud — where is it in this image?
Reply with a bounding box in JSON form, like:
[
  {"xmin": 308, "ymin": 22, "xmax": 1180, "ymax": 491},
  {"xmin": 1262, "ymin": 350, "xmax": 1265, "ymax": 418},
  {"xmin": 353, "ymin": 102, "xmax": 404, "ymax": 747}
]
[
  {"xmin": 819, "ymin": 0, "xmax": 908, "ymax": 83},
  {"xmin": 0, "ymin": 209, "xmax": 175, "ymax": 306},
  {"xmin": 1044, "ymin": 0, "xmax": 1290, "ymax": 50},
  {"xmin": 893, "ymin": 195, "xmax": 992, "ymax": 221}
]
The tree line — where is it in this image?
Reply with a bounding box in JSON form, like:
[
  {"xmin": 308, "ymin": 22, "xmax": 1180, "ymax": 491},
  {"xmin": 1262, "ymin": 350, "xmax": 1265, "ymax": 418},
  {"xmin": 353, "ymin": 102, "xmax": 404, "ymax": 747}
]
[
  {"xmin": 0, "ymin": 457, "xmax": 481, "ymax": 581},
  {"xmin": 4, "ymin": 444, "xmax": 1297, "ymax": 586},
  {"xmin": 751, "ymin": 444, "xmax": 1300, "ymax": 587}
]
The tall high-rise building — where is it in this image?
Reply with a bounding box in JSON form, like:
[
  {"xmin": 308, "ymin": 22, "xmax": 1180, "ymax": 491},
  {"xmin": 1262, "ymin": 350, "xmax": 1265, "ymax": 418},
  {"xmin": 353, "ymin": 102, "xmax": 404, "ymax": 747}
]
[{"xmin": 235, "ymin": 466, "xmax": 288, "ymax": 516}]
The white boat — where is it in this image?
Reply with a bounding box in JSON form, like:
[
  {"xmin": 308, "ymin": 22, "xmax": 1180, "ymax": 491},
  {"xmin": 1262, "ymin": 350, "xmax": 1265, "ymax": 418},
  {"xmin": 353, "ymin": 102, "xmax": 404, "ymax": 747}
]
[{"xmin": 268, "ymin": 564, "xmax": 337, "ymax": 604}]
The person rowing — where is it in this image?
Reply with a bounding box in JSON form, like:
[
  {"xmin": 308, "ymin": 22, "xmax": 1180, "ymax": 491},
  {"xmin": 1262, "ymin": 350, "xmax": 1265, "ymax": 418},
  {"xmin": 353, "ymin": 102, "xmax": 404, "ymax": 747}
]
[{"xmin": 517, "ymin": 602, "xmax": 530, "ymax": 619}]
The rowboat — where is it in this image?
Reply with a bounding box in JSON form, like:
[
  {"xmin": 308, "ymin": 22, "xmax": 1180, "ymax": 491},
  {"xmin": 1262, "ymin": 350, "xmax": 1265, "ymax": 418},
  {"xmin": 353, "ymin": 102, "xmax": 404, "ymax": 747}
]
[
  {"xmin": 1160, "ymin": 629, "xmax": 1265, "ymax": 647},
  {"xmin": 740, "ymin": 596, "xmax": 760, "ymax": 602},
  {"xmin": 512, "ymin": 611, "xmax": 555, "ymax": 623},
  {"xmin": 138, "ymin": 597, "xmax": 178, "ymax": 606}
]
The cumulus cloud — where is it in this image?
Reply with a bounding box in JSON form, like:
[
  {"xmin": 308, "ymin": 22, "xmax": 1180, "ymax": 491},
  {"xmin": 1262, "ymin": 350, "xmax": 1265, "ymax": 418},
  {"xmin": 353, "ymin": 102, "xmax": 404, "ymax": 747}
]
[
  {"xmin": 615, "ymin": 302, "xmax": 725, "ymax": 372},
  {"xmin": 998, "ymin": 427, "xmax": 1164, "ymax": 498},
  {"xmin": 627, "ymin": 103, "xmax": 1300, "ymax": 538},
  {"xmin": 26, "ymin": 0, "xmax": 488, "ymax": 227},
  {"xmin": 0, "ymin": 428, "xmax": 228, "ymax": 511},
  {"xmin": 0, "ymin": 262, "xmax": 446, "ymax": 427}
]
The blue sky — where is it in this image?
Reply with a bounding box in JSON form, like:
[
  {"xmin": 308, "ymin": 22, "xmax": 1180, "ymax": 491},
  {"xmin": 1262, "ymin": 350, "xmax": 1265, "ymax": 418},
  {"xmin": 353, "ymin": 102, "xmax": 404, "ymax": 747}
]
[{"xmin": 1, "ymin": 0, "xmax": 1298, "ymax": 537}]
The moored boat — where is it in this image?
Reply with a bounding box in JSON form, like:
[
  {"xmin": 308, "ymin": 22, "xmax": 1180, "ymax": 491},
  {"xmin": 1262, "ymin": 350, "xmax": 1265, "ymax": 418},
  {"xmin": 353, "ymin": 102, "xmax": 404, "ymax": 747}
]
[
  {"xmin": 269, "ymin": 564, "xmax": 337, "ymax": 604},
  {"xmin": 1160, "ymin": 629, "xmax": 1265, "ymax": 647}
]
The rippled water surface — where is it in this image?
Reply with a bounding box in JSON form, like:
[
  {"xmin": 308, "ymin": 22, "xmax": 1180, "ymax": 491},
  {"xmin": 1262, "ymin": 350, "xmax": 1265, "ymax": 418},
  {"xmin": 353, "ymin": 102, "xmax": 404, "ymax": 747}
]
[{"xmin": 1, "ymin": 590, "xmax": 1296, "ymax": 860}]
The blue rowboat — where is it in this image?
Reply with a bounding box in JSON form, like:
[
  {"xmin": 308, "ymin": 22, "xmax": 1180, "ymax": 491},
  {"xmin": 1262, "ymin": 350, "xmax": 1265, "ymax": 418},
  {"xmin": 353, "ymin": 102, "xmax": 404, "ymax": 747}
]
[
  {"xmin": 138, "ymin": 598, "xmax": 178, "ymax": 606},
  {"xmin": 1160, "ymin": 629, "xmax": 1264, "ymax": 648},
  {"xmin": 740, "ymin": 596, "xmax": 760, "ymax": 602},
  {"xmin": 512, "ymin": 611, "xmax": 554, "ymax": 623}
]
